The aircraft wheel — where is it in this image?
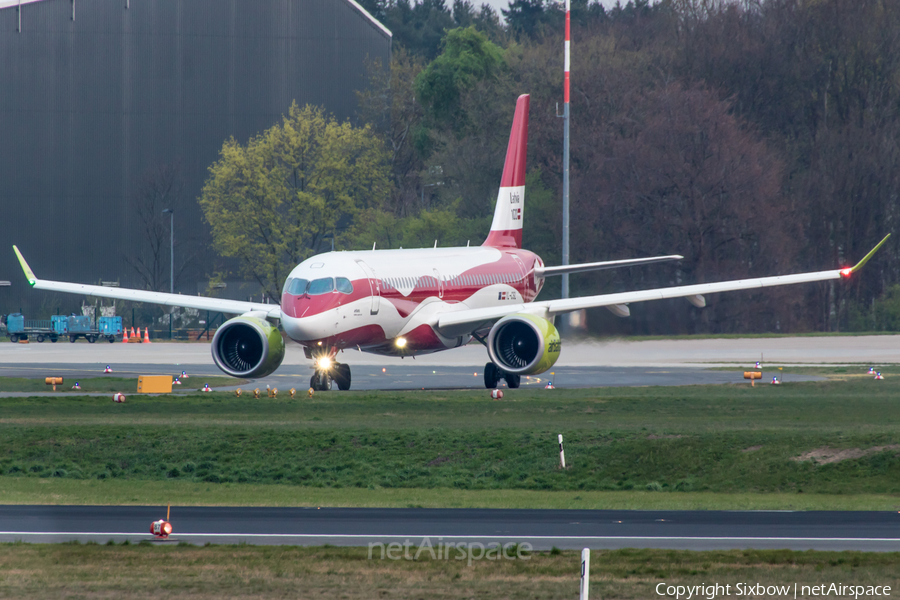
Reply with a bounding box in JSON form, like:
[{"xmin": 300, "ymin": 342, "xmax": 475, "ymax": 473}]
[
  {"xmin": 505, "ymin": 373, "xmax": 521, "ymax": 389},
  {"xmin": 484, "ymin": 362, "xmax": 500, "ymax": 389},
  {"xmin": 36, "ymin": 334, "xmax": 45, "ymax": 343},
  {"xmin": 311, "ymin": 371, "xmax": 330, "ymax": 391},
  {"xmin": 334, "ymin": 363, "xmax": 351, "ymax": 391}
]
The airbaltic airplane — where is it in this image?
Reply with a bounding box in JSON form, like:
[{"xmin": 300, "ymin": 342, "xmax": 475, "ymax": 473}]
[{"xmin": 13, "ymin": 95, "xmax": 889, "ymax": 391}]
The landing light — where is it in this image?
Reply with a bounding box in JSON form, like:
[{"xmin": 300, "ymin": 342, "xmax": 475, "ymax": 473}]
[
  {"xmin": 840, "ymin": 267, "xmax": 852, "ymax": 278},
  {"xmin": 316, "ymin": 356, "xmax": 333, "ymax": 370},
  {"xmin": 395, "ymin": 337, "xmax": 407, "ymax": 349}
]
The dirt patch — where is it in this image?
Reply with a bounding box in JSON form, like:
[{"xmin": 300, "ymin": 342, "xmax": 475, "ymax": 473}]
[
  {"xmin": 647, "ymin": 434, "xmax": 684, "ymax": 440},
  {"xmin": 793, "ymin": 445, "xmax": 900, "ymax": 465},
  {"xmin": 742, "ymin": 445, "xmax": 763, "ymax": 453}
]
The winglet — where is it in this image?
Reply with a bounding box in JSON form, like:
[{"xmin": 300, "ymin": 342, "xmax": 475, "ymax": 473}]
[
  {"xmin": 850, "ymin": 234, "xmax": 891, "ymax": 274},
  {"xmin": 13, "ymin": 245, "xmax": 37, "ymax": 286}
]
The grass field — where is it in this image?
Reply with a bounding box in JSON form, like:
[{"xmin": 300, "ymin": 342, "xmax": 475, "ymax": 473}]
[
  {"xmin": 4, "ymin": 477, "xmax": 900, "ymax": 510},
  {"xmin": 1, "ymin": 367, "xmax": 899, "ymax": 507},
  {"xmin": 1, "ymin": 544, "xmax": 897, "ymax": 599}
]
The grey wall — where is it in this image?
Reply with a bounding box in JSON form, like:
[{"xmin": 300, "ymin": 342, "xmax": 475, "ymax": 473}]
[{"xmin": 0, "ymin": 0, "xmax": 390, "ymax": 311}]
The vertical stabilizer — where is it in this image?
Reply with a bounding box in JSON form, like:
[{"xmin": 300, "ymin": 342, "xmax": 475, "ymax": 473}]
[{"xmin": 483, "ymin": 94, "xmax": 529, "ymax": 248}]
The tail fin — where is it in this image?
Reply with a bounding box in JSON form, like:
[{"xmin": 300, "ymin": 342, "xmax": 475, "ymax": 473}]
[{"xmin": 483, "ymin": 94, "xmax": 529, "ymax": 248}]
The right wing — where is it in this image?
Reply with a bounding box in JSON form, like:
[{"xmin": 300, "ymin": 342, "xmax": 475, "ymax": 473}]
[
  {"xmin": 14, "ymin": 246, "xmax": 282, "ymax": 319},
  {"xmin": 437, "ymin": 234, "xmax": 890, "ymax": 334}
]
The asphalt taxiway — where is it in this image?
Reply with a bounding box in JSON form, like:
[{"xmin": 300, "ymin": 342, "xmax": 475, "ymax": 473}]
[
  {"xmin": 0, "ymin": 362, "xmax": 821, "ymax": 392},
  {"xmin": 0, "ymin": 335, "xmax": 864, "ymax": 390},
  {"xmin": 1, "ymin": 506, "xmax": 898, "ymax": 551}
]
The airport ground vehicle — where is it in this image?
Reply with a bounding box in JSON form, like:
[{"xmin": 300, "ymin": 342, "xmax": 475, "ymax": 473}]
[
  {"xmin": 5, "ymin": 314, "xmax": 122, "ymax": 343},
  {"xmin": 6, "ymin": 313, "xmax": 55, "ymax": 342},
  {"xmin": 57, "ymin": 315, "xmax": 123, "ymax": 343}
]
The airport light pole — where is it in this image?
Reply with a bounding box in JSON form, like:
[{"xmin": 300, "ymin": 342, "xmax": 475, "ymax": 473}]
[
  {"xmin": 162, "ymin": 208, "xmax": 174, "ymax": 339},
  {"xmin": 561, "ymin": 0, "xmax": 571, "ymax": 304}
]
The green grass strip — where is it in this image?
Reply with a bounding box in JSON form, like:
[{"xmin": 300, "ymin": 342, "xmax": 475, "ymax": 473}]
[{"xmin": 2, "ymin": 478, "xmax": 900, "ymax": 510}]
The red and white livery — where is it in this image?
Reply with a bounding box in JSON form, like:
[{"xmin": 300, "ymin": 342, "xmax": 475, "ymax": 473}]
[{"xmin": 13, "ymin": 95, "xmax": 889, "ymax": 391}]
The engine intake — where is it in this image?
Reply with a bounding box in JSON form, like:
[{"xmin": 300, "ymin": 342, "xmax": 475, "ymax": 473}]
[
  {"xmin": 487, "ymin": 313, "xmax": 561, "ymax": 375},
  {"xmin": 211, "ymin": 316, "xmax": 285, "ymax": 378}
]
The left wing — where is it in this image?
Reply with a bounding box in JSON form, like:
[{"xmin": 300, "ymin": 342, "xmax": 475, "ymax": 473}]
[
  {"xmin": 13, "ymin": 246, "xmax": 282, "ymax": 319},
  {"xmin": 437, "ymin": 235, "xmax": 890, "ymax": 333}
]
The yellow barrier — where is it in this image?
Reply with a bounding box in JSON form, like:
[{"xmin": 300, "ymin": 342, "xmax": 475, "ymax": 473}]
[{"xmin": 137, "ymin": 375, "xmax": 173, "ymax": 394}]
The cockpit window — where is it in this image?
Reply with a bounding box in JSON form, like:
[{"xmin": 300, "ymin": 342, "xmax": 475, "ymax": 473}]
[
  {"xmin": 307, "ymin": 277, "xmax": 334, "ymax": 295},
  {"xmin": 336, "ymin": 277, "xmax": 353, "ymax": 294},
  {"xmin": 288, "ymin": 278, "xmax": 309, "ymax": 295}
]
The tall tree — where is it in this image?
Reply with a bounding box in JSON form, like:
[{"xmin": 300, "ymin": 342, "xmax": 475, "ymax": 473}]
[{"xmin": 199, "ymin": 104, "xmax": 390, "ymax": 301}]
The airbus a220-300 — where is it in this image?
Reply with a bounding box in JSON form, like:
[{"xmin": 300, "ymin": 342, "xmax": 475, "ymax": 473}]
[{"xmin": 13, "ymin": 95, "xmax": 889, "ymax": 391}]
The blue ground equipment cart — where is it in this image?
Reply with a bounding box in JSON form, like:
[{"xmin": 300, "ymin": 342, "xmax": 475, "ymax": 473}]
[
  {"xmin": 58, "ymin": 315, "xmax": 123, "ymax": 343},
  {"xmin": 98, "ymin": 316, "xmax": 123, "ymax": 343},
  {"xmin": 6, "ymin": 313, "xmax": 56, "ymax": 343},
  {"xmin": 7, "ymin": 314, "xmax": 123, "ymax": 343}
]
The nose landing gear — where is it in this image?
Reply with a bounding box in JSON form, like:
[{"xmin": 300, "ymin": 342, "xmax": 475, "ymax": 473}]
[{"xmin": 310, "ymin": 361, "xmax": 352, "ymax": 391}]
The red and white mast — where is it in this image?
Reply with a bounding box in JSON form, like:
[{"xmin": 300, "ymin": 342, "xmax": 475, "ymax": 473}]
[{"xmin": 561, "ymin": 0, "xmax": 571, "ymax": 301}]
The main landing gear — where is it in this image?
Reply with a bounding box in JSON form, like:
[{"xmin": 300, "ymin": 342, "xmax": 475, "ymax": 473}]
[
  {"xmin": 310, "ymin": 362, "xmax": 352, "ymax": 391},
  {"xmin": 484, "ymin": 362, "xmax": 520, "ymax": 389}
]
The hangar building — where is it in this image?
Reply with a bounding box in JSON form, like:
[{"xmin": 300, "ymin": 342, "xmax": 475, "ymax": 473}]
[{"xmin": 0, "ymin": 0, "xmax": 390, "ymax": 311}]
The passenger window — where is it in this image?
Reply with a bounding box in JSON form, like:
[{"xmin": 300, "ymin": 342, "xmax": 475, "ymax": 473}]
[
  {"xmin": 336, "ymin": 277, "xmax": 353, "ymax": 294},
  {"xmin": 307, "ymin": 278, "xmax": 334, "ymax": 295},
  {"xmin": 288, "ymin": 278, "xmax": 309, "ymax": 295}
]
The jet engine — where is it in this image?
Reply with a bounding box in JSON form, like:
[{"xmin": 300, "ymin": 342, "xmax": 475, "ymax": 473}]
[
  {"xmin": 211, "ymin": 316, "xmax": 285, "ymax": 378},
  {"xmin": 486, "ymin": 313, "xmax": 561, "ymax": 375}
]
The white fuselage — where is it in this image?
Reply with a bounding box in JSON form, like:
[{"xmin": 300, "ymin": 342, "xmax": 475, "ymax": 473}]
[{"xmin": 280, "ymin": 246, "xmax": 544, "ymax": 356}]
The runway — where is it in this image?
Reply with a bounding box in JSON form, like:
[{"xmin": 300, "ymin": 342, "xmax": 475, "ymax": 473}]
[{"xmin": 1, "ymin": 506, "xmax": 898, "ymax": 551}]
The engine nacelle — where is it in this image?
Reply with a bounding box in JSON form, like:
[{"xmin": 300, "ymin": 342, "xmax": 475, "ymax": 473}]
[
  {"xmin": 211, "ymin": 316, "xmax": 285, "ymax": 378},
  {"xmin": 486, "ymin": 313, "xmax": 561, "ymax": 375}
]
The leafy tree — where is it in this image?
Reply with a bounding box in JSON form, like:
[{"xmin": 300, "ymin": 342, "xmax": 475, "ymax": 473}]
[
  {"xmin": 199, "ymin": 103, "xmax": 390, "ymax": 301},
  {"xmin": 415, "ymin": 26, "xmax": 505, "ymax": 131},
  {"xmin": 383, "ymin": 0, "xmax": 457, "ymax": 61}
]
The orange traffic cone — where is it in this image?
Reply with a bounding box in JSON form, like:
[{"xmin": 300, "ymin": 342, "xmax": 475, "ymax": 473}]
[
  {"xmin": 131, "ymin": 327, "xmax": 142, "ymax": 343},
  {"xmin": 143, "ymin": 328, "xmax": 151, "ymax": 343},
  {"xmin": 122, "ymin": 328, "xmax": 129, "ymax": 343},
  {"xmin": 130, "ymin": 327, "xmax": 136, "ymax": 338}
]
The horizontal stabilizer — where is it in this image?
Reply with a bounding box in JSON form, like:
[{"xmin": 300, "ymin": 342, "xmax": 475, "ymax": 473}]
[{"xmin": 535, "ymin": 255, "xmax": 683, "ymax": 278}]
